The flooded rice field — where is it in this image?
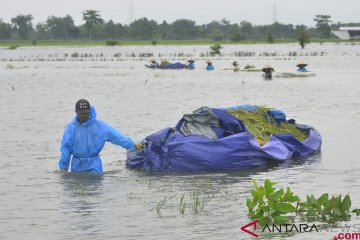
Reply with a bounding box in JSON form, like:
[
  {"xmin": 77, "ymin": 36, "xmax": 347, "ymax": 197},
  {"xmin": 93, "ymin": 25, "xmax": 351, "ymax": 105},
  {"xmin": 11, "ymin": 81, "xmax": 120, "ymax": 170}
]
[{"xmin": 1, "ymin": 43, "xmax": 360, "ymax": 239}]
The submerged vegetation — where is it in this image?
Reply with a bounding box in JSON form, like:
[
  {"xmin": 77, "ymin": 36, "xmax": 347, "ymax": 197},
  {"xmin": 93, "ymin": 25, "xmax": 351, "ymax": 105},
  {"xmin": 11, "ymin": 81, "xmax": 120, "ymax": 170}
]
[
  {"xmin": 105, "ymin": 40, "xmax": 119, "ymax": 46},
  {"xmin": 152, "ymin": 179, "xmax": 219, "ymax": 215},
  {"xmin": 228, "ymin": 108, "xmax": 307, "ymax": 145},
  {"xmin": 210, "ymin": 43, "xmax": 222, "ymax": 56}
]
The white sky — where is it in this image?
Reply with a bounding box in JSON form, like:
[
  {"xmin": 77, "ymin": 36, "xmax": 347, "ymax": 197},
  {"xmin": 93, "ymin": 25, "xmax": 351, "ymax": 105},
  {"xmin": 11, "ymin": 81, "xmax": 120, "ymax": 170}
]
[{"xmin": 0, "ymin": 0, "xmax": 359, "ymax": 27}]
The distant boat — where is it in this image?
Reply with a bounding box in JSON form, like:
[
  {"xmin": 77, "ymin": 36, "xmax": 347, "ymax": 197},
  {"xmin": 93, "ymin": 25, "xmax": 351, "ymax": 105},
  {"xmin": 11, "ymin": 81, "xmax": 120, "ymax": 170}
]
[
  {"xmin": 275, "ymin": 72, "xmax": 316, "ymax": 78},
  {"xmin": 240, "ymin": 68, "xmax": 262, "ymax": 72},
  {"xmin": 145, "ymin": 62, "xmax": 187, "ymax": 69}
]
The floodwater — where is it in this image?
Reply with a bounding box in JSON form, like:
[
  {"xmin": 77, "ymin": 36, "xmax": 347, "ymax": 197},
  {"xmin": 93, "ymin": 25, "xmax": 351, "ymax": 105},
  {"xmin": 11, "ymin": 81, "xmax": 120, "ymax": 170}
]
[{"xmin": 1, "ymin": 43, "xmax": 360, "ymax": 239}]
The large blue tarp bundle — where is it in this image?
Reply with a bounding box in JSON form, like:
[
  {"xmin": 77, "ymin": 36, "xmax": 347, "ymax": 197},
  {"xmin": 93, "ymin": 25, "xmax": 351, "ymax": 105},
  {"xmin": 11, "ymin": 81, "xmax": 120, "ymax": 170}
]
[{"xmin": 126, "ymin": 106, "xmax": 322, "ymax": 172}]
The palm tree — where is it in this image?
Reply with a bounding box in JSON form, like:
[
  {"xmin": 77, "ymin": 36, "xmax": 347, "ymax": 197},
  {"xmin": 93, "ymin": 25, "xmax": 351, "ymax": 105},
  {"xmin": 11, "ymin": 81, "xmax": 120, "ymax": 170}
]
[{"xmin": 82, "ymin": 10, "xmax": 104, "ymax": 40}]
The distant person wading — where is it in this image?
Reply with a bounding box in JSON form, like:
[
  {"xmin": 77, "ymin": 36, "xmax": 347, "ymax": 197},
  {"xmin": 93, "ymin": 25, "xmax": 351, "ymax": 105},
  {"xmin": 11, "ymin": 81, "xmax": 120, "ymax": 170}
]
[{"xmin": 262, "ymin": 65, "xmax": 274, "ymax": 80}]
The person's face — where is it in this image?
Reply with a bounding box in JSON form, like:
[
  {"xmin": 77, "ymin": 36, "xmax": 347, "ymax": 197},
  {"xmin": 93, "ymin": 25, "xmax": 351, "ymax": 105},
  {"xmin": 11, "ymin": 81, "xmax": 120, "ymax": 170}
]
[{"xmin": 76, "ymin": 110, "xmax": 90, "ymax": 123}]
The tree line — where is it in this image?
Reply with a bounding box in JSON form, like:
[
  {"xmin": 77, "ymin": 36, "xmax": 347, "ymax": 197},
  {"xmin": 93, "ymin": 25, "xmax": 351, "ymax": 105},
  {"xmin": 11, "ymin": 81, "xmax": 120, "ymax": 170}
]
[{"xmin": 0, "ymin": 10, "xmax": 358, "ymax": 41}]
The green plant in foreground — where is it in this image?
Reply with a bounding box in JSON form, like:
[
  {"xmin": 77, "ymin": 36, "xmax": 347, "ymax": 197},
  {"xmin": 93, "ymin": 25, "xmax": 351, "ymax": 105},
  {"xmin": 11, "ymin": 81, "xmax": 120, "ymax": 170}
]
[
  {"xmin": 247, "ymin": 179, "xmax": 356, "ymax": 226},
  {"xmin": 247, "ymin": 179, "xmax": 299, "ymax": 225},
  {"xmin": 298, "ymin": 193, "xmax": 351, "ymax": 223},
  {"xmin": 352, "ymin": 209, "xmax": 360, "ymax": 216}
]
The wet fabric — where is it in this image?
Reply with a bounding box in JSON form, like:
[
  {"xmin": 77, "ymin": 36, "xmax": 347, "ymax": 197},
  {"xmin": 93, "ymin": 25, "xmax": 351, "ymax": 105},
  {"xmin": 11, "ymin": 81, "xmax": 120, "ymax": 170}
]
[
  {"xmin": 59, "ymin": 106, "xmax": 134, "ymax": 174},
  {"xmin": 297, "ymin": 67, "xmax": 309, "ymax": 72},
  {"xmin": 206, "ymin": 64, "xmax": 214, "ymax": 71},
  {"xmin": 159, "ymin": 62, "xmax": 186, "ymax": 69},
  {"xmin": 178, "ymin": 107, "xmax": 220, "ymax": 140},
  {"xmin": 264, "ymin": 71, "xmax": 273, "ymax": 79},
  {"xmin": 187, "ymin": 63, "xmax": 195, "ymax": 69},
  {"xmin": 126, "ymin": 107, "xmax": 322, "ymax": 172}
]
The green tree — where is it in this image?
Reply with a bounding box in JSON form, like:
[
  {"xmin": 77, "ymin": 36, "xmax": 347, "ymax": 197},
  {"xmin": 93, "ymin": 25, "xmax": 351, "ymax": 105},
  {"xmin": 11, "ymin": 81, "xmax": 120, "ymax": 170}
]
[
  {"xmin": 231, "ymin": 32, "xmax": 246, "ymax": 42},
  {"xmin": 313, "ymin": 15, "xmax": 332, "ymax": 38},
  {"xmin": 46, "ymin": 15, "xmax": 79, "ymax": 40},
  {"xmin": 128, "ymin": 18, "xmax": 158, "ymax": 40},
  {"xmin": 11, "ymin": 14, "xmax": 33, "ymax": 39},
  {"xmin": 35, "ymin": 23, "xmax": 51, "ymax": 39},
  {"xmin": 171, "ymin": 19, "xmax": 200, "ymax": 40},
  {"xmin": 297, "ymin": 30, "xmax": 310, "ymax": 49},
  {"xmin": 240, "ymin": 20, "xmax": 253, "ymax": 38},
  {"xmin": 82, "ymin": 10, "xmax": 104, "ymax": 40},
  {"xmin": 267, "ymin": 32, "xmax": 274, "ymax": 43},
  {"xmin": 103, "ymin": 20, "xmax": 123, "ymax": 39},
  {"xmin": 0, "ymin": 19, "xmax": 12, "ymax": 39}
]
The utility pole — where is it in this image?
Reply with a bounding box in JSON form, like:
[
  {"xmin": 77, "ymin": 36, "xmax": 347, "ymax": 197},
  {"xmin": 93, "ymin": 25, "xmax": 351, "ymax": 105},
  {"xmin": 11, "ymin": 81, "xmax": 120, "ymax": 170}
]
[
  {"xmin": 273, "ymin": 4, "xmax": 277, "ymax": 23},
  {"xmin": 129, "ymin": 0, "xmax": 134, "ymax": 23}
]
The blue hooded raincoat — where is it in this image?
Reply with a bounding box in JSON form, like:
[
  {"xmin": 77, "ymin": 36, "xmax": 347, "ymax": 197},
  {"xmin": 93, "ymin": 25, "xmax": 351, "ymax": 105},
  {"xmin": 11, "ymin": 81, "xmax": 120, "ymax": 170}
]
[{"xmin": 59, "ymin": 106, "xmax": 134, "ymax": 174}]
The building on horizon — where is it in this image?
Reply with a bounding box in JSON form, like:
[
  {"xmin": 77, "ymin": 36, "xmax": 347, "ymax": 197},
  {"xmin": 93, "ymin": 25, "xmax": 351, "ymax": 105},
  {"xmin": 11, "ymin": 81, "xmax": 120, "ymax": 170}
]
[{"xmin": 332, "ymin": 27, "xmax": 360, "ymax": 40}]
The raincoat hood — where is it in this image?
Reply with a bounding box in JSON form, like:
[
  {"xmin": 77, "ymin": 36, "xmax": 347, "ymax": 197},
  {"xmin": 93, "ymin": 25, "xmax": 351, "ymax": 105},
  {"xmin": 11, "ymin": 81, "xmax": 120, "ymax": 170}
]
[{"xmin": 73, "ymin": 105, "xmax": 97, "ymax": 126}]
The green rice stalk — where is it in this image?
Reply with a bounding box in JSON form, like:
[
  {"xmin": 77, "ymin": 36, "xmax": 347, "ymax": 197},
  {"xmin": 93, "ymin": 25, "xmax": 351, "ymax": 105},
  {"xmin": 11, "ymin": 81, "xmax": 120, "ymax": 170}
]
[{"xmin": 228, "ymin": 107, "xmax": 308, "ymax": 146}]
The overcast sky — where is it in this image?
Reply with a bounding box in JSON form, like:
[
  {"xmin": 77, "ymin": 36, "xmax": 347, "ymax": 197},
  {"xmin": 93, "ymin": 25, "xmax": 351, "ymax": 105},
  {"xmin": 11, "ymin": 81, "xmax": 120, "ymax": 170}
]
[{"xmin": 0, "ymin": 0, "xmax": 359, "ymax": 27}]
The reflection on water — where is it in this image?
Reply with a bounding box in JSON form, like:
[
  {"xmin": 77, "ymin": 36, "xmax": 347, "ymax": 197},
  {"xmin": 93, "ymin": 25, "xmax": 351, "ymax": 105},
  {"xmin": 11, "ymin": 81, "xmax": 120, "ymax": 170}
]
[
  {"xmin": 60, "ymin": 174, "xmax": 105, "ymax": 237},
  {"xmin": 1, "ymin": 43, "xmax": 360, "ymax": 239}
]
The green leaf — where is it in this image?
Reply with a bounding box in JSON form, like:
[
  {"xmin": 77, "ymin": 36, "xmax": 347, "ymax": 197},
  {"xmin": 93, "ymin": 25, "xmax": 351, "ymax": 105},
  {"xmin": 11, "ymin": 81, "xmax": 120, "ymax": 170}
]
[
  {"xmin": 299, "ymin": 202, "xmax": 308, "ymax": 209},
  {"xmin": 277, "ymin": 203, "xmax": 296, "ymax": 213},
  {"xmin": 283, "ymin": 187, "xmax": 293, "ymax": 201},
  {"xmin": 341, "ymin": 195, "xmax": 351, "ymax": 212},
  {"xmin": 252, "ymin": 179, "xmax": 259, "ymax": 190},
  {"xmin": 259, "ymin": 216, "xmax": 271, "ymax": 226},
  {"xmin": 264, "ymin": 179, "xmax": 274, "ymax": 196},
  {"xmin": 251, "ymin": 189, "xmax": 257, "ymax": 198},
  {"xmin": 273, "ymin": 215, "xmax": 291, "ymax": 224},
  {"xmin": 352, "ymin": 209, "xmax": 360, "ymax": 216},
  {"xmin": 273, "ymin": 188, "xmax": 284, "ymax": 201},
  {"xmin": 334, "ymin": 207, "xmax": 341, "ymax": 217},
  {"xmin": 288, "ymin": 196, "xmax": 300, "ymax": 203},
  {"xmin": 307, "ymin": 207, "xmax": 316, "ymax": 216},
  {"xmin": 307, "ymin": 194, "xmax": 317, "ymax": 205},
  {"xmin": 260, "ymin": 205, "xmax": 271, "ymax": 212},
  {"xmin": 334, "ymin": 195, "xmax": 342, "ymax": 207},
  {"xmin": 247, "ymin": 198, "xmax": 257, "ymax": 210},
  {"xmin": 317, "ymin": 193, "xmax": 329, "ymax": 207},
  {"xmin": 257, "ymin": 188, "xmax": 266, "ymax": 204}
]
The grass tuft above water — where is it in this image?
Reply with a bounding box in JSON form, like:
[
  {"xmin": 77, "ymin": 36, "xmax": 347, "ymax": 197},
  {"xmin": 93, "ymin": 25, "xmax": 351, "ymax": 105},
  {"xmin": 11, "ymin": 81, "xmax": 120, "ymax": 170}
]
[{"xmin": 228, "ymin": 107, "xmax": 308, "ymax": 145}]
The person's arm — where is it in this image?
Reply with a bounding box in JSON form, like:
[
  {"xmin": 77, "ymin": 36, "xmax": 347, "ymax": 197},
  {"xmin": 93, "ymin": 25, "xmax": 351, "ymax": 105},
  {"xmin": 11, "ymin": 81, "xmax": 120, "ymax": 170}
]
[
  {"xmin": 58, "ymin": 125, "xmax": 73, "ymax": 173},
  {"xmin": 105, "ymin": 122, "xmax": 135, "ymax": 150}
]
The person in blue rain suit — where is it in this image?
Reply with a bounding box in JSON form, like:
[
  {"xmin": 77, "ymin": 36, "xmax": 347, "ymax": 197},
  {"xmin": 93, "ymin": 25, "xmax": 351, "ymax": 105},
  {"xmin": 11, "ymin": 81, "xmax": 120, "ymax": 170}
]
[
  {"xmin": 187, "ymin": 59, "xmax": 195, "ymax": 69},
  {"xmin": 296, "ymin": 61, "xmax": 309, "ymax": 72},
  {"xmin": 59, "ymin": 99, "xmax": 142, "ymax": 175},
  {"xmin": 206, "ymin": 60, "xmax": 214, "ymax": 71}
]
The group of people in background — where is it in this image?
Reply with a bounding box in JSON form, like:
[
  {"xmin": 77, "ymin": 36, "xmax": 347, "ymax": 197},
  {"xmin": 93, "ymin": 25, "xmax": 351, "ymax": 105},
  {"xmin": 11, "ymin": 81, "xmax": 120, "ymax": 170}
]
[
  {"xmin": 262, "ymin": 61, "xmax": 309, "ymax": 80},
  {"xmin": 148, "ymin": 59, "xmax": 309, "ymax": 79}
]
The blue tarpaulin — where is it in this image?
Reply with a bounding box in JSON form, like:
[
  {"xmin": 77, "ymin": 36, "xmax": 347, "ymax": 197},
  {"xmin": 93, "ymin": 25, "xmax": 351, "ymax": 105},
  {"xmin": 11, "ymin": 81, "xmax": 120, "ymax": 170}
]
[
  {"xmin": 126, "ymin": 107, "xmax": 322, "ymax": 172},
  {"xmin": 145, "ymin": 62, "xmax": 187, "ymax": 69}
]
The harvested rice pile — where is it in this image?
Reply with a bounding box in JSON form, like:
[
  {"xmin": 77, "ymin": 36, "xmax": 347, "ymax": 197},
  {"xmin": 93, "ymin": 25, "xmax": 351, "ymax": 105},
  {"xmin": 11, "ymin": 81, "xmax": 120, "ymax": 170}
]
[{"xmin": 228, "ymin": 108, "xmax": 308, "ymax": 145}]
